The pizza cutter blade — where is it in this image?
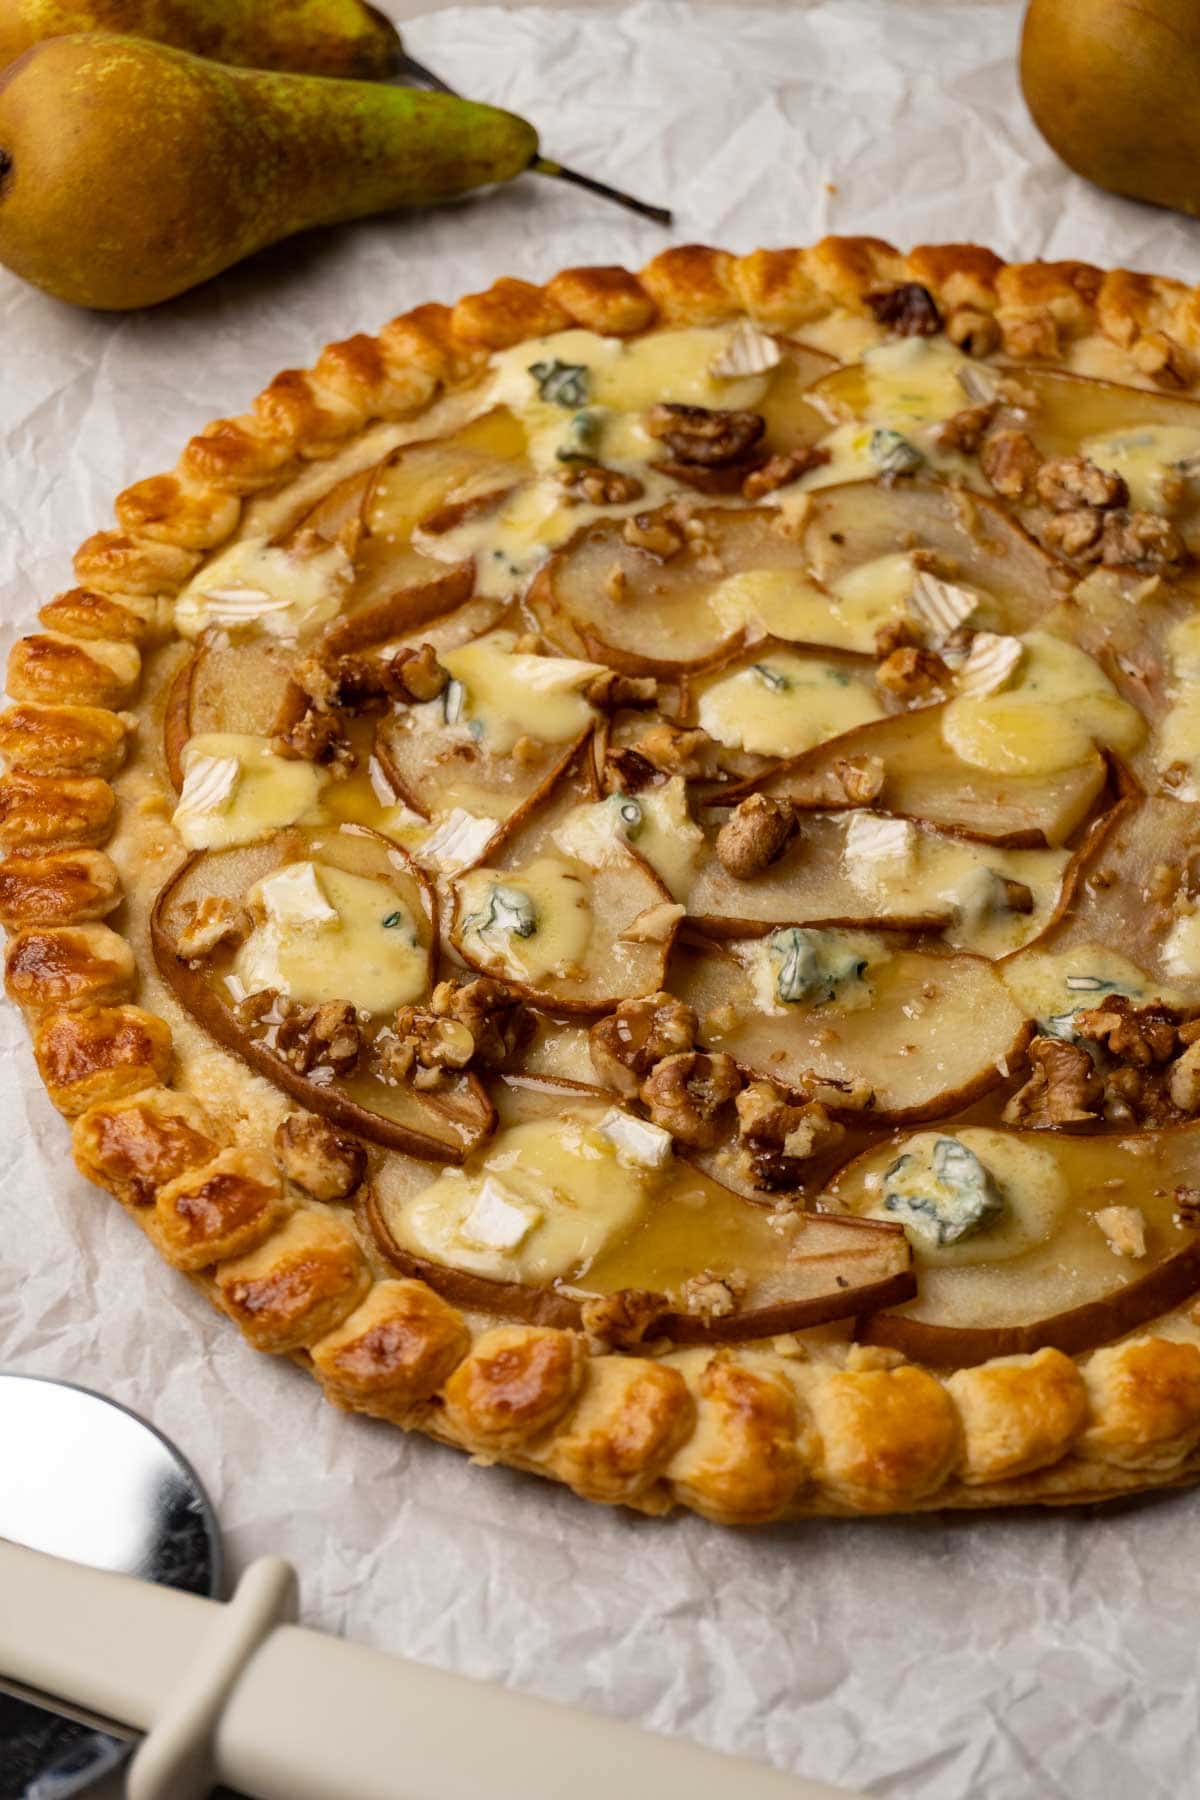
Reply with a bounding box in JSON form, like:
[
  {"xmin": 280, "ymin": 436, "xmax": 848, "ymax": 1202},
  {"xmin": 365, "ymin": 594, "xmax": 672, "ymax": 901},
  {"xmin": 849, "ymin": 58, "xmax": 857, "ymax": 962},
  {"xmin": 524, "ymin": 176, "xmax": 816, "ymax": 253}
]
[{"xmin": 0, "ymin": 1372, "xmax": 860, "ymax": 1800}]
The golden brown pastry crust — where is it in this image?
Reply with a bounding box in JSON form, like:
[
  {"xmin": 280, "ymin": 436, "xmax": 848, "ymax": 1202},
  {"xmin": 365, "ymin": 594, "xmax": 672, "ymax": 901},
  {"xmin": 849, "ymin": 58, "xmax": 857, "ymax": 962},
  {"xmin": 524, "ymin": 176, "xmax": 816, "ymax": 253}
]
[{"xmin": 9, "ymin": 237, "xmax": 1200, "ymax": 1525}]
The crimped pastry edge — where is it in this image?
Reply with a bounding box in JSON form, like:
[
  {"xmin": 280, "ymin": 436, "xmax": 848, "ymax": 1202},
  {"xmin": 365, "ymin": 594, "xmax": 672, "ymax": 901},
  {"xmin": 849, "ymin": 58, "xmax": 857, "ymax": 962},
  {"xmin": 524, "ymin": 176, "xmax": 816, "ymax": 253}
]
[{"xmin": 6, "ymin": 236, "xmax": 1200, "ymax": 1525}]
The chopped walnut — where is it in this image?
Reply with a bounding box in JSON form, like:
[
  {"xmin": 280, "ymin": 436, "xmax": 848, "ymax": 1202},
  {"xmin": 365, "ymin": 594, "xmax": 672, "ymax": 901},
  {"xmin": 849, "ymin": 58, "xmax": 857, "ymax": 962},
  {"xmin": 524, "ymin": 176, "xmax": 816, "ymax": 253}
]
[
  {"xmin": 1073, "ymin": 996, "xmax": 1179, "ymax": 1067},
  {"xmin": 430, "ymin": 976, "xmax": 533, "ymax": 1068},
  {"xmin": 864, "ymin": 283, "xmax": 943, "ymax": 336},
  {"xmin": 580, "ymin": 1288, "xmax": 668, "ymax": 1352},
  {"xmin": 582, "ymin": 670, "xmax": 658, "ymax": 710},
  {"xmin": 931, "ymin": 402, "xmax": 998, "ymax": 455},
  {"xmin": 645, "ymin": 403, "xmax": 766, "ymax": 467},
  {"xmin": 175, "ymin": 894, "xmax": 250, "ymax": 961},
  {"xmin": 273, "ymin": 1111, "xmax": 365, "ymax": 1202},
  {"xmin": 276, "ymin": 999, "xmax": 361, "ymax": 1077},
  {"xmin": 789, "ymin": 755, "xmax": 886, "ymax": 810},
  {"xmin": 294, "ymin": 653, "xmax": 389, "ymax": 713},
  {"xmin": 679, "ymin": 1270, "xmax": 747, "ymax": 1322},
  {"xmin": 602, "ymin": 746, "xmax": 662, "ymax": 795},
  {"xmin": 1042, "ymin": 508, "xmax": 1105, "ymax": 561},
  {"xmin": 946, "ymin": 306, "xmax": 1001, "ymax": 357},
  {"xmin": 741, "ymin": 447, "xmax": 831, "ymax": 499},
  {"xmin": 1174, "ymin": 1185, "xmax": 1200, "ymax": 1226},
  {"xmin": 393, "ymin": 1006, "xmax": 475, "ymax": 1070},
  {"xmin": 874, "ymin": 617, "xmax": 925, "ymax": 658},
  {"xmin": 1036, "ymin": 456, "xmax": 1128, "ymax": 513},
  {"xmin": 589, "ymin": 991, "xmax": 697, "ymax": 1095},
  {"xmin": 1169, "ymin": 1040, "xmax": 1200, "ymax": 1113},
  {"xmin": 622, "ymin": 512, "xmax": 686, "ymax": 559},
  {"xmin": 272, "ymin": 705, "xmax": 355, "ymax": 771},
  {"xmin": 639, "ymin": 1050, "xmax": 742, "ymax": 1148},
  {"xmin": 1002, "ymin": 1035, "xmax": 1102, "ymax": 1129},
  {"xmin": 1094, "ymin": 1204, "xmax": 1147, "ymax": 1260},
  {"xmin": 734, "ymin": 1079, "xmax": 845, "ymax": 1192},
  {"xmin": 605, "ymin": 565, "xmax": 629, "ymax": 604},
  {"xmin": 875, "ymin": 645, "xmax": 950, "ymax": 706},
  {"xmin": 235, "ymin": 987, "xmax": 283, "ymax": 1030},
  {"xmin": 715, "ymin": 794, "xmax": 798, "ymax": 879},
  {"xmin": 558, "ymin": 464, "xmax": 645, "ymax": 506},
  {"xmin": 1133, "ymin": 330, "xmax": 1190, "ymax": 388},
  {"xmin": 980, "ymin": 428, "xmax": 1042, "ymax": 501},
  {"xmin": 1100, "ymin": 510, "xmax": 1189, "ymax": 571},
  {"xmin": 634, "ymin": 721, "xmax": 715, "ymax": 778},
  {"xmin": 391, "ymin": 642, "xmax": 450, "ymax": 703}
]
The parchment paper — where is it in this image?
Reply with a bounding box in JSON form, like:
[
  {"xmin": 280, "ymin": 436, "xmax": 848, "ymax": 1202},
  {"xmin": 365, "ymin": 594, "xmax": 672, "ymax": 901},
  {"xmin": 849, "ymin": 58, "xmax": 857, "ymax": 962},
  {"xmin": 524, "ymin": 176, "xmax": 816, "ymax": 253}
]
[{"xmin": 3, "ymin": 5, "xmax": 1200, "ymax": 1796}]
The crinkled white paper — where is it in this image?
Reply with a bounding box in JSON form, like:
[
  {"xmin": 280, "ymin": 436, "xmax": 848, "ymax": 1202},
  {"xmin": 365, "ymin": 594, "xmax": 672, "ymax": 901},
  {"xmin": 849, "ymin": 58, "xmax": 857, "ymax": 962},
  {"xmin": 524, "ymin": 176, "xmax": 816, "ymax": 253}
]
[{"xmin": 3, "ymin": 5, "xmax": 1199, "ymax": 1796}]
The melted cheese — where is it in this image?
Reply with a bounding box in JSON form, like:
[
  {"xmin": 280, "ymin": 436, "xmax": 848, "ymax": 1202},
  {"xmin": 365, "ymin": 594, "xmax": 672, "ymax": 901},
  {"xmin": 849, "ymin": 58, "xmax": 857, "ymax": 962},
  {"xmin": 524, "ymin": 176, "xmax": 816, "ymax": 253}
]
[
  {"xmin": 439, "ymin": 631, "xmax": 600, "ymax": 755},
  {"xmin": 698, "ymin": 653, "xmax": 882, "ymax": 756},
  {"xmin": 388, "ymin": 1115, "xmax": 655, "ymax": 1281},
  {"xmin": 234, "ymin": 860, "xmax": 427, "ymax": 1015},
  {"xmin": 942, "ymin": 631, "xmax": 1143, "ymax": 774},
  {"xmin": 175, "ymin": 536, "xmax": 351, "ymax": 641},
  {"xmin": 488, "ymin": 325, "xmax": 774, "ymax": 421},
  {"xmin": 456, "ymin": 857, "xmax": 593, "ymax": 981},
  {"xmin": 172, "ymin": 734, "xmax": 326, "ymax": 850},
  {"xmin": 551, "ymin": 777, "xmax": 702, "ymax": 901},
  {"xmin": 744, "ymin": 927, "xmax": 888, "ymax": 1015},
  {"xmin": 708, "ymin": 563, "xmax": 903, "ymax": 652},
  {"xmin": 1000, "ymin": 940, "xmax": 1179, "ymax": 1033},
  {"xmin": 1164, "ymin": 912, "xmax": 1200, "ymax": 979},
  {"xmin": 800, "ymin": 339, "xmax": 981, "ymax": 488},
  {"xmin": 1155, "ymin": 614, "xmax": 1200, "ymax": 796},
  {"xmin": 1079, "ymin": 425, "xmax": 1200, "ymax": 514},
  {"xmin": 860, "ymin": 1128, "xmax": 1068, "ymax": 1267}
]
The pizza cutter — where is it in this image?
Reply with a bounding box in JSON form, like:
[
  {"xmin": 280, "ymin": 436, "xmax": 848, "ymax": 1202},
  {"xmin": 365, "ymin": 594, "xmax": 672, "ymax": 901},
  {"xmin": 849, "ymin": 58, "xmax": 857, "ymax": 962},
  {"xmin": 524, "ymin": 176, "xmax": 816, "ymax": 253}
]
[{"xmin": 0, "ymin": 1373, "xmax": 857, "ymax": 1800}]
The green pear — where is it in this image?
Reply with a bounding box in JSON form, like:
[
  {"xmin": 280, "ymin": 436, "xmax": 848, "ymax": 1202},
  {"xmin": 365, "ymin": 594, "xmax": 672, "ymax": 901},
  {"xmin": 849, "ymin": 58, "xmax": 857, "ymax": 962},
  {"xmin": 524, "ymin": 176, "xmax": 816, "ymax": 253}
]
[
  {"xmin": 1021, "ymin": 0, "xmax": 1200, "ymax": 217},
  {"xmin": 0, "ymin": 33, "xmax": 539, "ymax": 309},
  {"xmin": 0, "ymin": 0, "xmax": 403, "ymax": 79}
]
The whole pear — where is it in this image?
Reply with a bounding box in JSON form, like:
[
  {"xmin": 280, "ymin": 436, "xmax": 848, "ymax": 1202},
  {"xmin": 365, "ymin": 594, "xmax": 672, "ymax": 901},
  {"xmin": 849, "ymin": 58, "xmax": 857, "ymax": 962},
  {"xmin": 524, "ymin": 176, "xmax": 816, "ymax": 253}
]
[
  {"xmin": 0, "ymin": 0, "xmax": 403, "ymax": 80},
  {"xmin": 1021, "ymin": 0, "xmax": 1200, "ymax": 217},
  {"xmin": 0, "ymin": 34, "xmax": 539, "ymax": 308}
]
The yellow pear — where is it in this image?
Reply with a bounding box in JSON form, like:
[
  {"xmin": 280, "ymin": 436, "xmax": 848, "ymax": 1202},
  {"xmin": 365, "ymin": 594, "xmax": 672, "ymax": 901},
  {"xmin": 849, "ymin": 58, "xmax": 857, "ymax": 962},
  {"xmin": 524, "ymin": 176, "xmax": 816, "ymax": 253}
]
[
  {"xmin": 0, "ymin": 34, "xmax": 539, "ymax": 308},
  {"xmin": 0, "ymin": 0, "xmax": 403, "ymax": 79},
  {"xmin": 1021, "ymin": 0, "xmax": 1200, "ymax": 216}
]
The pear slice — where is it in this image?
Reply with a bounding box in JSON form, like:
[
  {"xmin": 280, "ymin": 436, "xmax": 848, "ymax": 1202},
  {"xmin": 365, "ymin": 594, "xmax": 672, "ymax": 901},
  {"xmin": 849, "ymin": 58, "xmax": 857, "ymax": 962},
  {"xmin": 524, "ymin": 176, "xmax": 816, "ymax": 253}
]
[
  {"xmin": 745, "ymin": 705, "xmax": 1109, "ymax": 846},
  {"xmin": 800, "ymin": 480, "xmax": 1070, "ymax": 633},
  {"xmin": 152, "ymin": 823, "xmax": 494, "ymax": 1162},
  {"xmin": 533, "ymin": 504, "xmax": 831, "ymax": 675},
  {"xmin": 365, "ymin": 1076, "xmax": 915, "ymax": 1343},
  {"xmin": 673, "ymin": 936, "xmax": 1033, "ymax": 1123},
  {"xmin": 687, "ymin": 809, "xmax": 1080, "ymax": 955},
  {"xmin": 681, "ymin": 639, "xmax": 883, "ymax": 785},
  {"xmin": 164, "ymin": 630, "xmax": 298, "ymax": 789},
  {"xmin": 828, "ymin": 1122, "xmax": 1200, "ymax": 1363},
  {"xmin": 447, "ymin": 758, "xmax": 677, "ymax": 1012}
]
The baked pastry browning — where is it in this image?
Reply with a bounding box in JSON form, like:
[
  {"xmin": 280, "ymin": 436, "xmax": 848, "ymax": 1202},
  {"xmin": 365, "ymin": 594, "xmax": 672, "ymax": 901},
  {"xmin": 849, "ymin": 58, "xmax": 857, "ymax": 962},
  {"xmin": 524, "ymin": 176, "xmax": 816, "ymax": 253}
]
[{"xmin": 11, "ymin": 237, "xmax": 1200, "ymax": 1523}]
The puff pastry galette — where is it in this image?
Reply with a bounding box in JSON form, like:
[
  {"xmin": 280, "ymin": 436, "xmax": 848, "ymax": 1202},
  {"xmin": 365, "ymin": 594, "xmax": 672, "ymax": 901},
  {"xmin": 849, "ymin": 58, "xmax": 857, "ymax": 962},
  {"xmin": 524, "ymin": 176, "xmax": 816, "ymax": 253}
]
[{"xmin": 11, "ymin": 239, "xmax": 1200, "ymax": 1523}]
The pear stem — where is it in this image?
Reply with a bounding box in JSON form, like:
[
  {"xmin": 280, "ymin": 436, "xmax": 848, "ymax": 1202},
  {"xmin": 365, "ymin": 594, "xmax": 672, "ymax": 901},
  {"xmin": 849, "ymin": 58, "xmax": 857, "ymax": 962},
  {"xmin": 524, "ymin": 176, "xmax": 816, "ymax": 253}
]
[{"xmin": 397, "ymin": 52, "xmax": 672, "ymax": 226}]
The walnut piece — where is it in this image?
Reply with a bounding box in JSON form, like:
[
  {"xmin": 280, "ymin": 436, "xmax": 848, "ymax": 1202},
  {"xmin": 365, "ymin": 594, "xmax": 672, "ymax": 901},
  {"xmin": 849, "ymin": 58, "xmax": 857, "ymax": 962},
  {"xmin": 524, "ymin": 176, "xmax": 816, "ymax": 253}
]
[
  {"xmin": 622, "ymin": 512, "xmax": 686, "ymax": 559},
  {"xmin": 715, "ymin": 794, "xmax": 798, "ymax": 879},
  {"xmin": 176, "ymin": 895, "xmax": 250, "ymax": 961},
  {"xmin": 1073, "ymin": 996, "xmax": 1179, "ymax": 1067},
  {"xmin": 1002, "ymin": 1035, "xmax": 1102, "ymax": 1129},
  {"xmin": 1036, "ymin": 456, "xmax": 1128, "ymax": 513},
  {"xmin": 741, "ymin": 447, "xmax": 831, "ymax": 499},
  {"xmin": 639, "ymin": 1050, "xmax": 742, "ymax": 1148},
  {"xmin": 735, "ymin": 1079, "xmax": 844, "ymax": 1191},
  {"xmin": 272, "ymin": 705, "xmax": 355, "ymax": 771},
  {"xmin": 1100, "ymin": 510, "xmax": 1188, "ymax": 571},
  {"xmin": 1169, "ymin": 1040, "xmax": 1200, "ymax": 1113},
  {"xmin": 558, "ymin": 464, "xmax": 645, "ymax": 506},
  {"xmin": 274, "ymin": 1111, "xmax": 366, "ymax": 1202},
  {"xmin": 392, "ymin": 642, "xmax": 450, "ymax": 703},
  {"xmin": 582, "ymin": 670, "xmax": 658, "ymax": 711},
  {"xmin": 864, "ymin": 283, "xmax": 943, "ymax": 336},
  {"xmin": 430, "ymin": 976, "xmax": 534, "ymax": 1069},
  {"xmin": 276, "ymin": 999, "xmax": 361, "ymax": 1077},
  {"xmin": 1042, "ymin": 508, "xmax": 1105, "ymax": 561},
  {"xmin": 634, "ymin": 721, "xmax": 715, "ymax": 778},
  {"xmin": 579, "ymin": 1288, "xmax": 668, "ymax": 1352},
  {"xmin": 931, "ymin": 401, "xmax": 998, "ymax": 455},
  {"xmin": 679, "ymin": 1270, "xmax": 747, "ymax": 1322},
  {"xmin": 980, "ymin": 428, "xmax": 1042, "ymax": 501},
  {"xmin": 589, "ymin": 991, "xmax": 697, "ymax": 1095},
  {"xmin": 1094, "ymin": 1204, "xmax": 1147, "ymax": 1260},
  {"xmin": 788, "ymin": 754, "xmax": 886, "ymax": 810},
  {"xmin": 644, "ymin": 403, "xmax": 766, "ymax": 468},
  {"xmin": 875, "ymin": 645, "xmax": 950, "ymax": 706}
]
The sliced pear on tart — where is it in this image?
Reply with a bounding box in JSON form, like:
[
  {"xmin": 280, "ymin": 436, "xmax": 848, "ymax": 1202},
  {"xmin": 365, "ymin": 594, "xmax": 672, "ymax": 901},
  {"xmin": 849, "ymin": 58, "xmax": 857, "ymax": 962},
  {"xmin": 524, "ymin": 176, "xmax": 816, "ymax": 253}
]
[
  {"xmin": 672, "ymin": 934, "xmax": 1032, "ymax": 1123},
  {"xmin": 366, "ymin": 1076, "xmax": 915, "ymax": 1343},
  {"xmin": 687, "ymin": 808, "xmax": 1078, "ymax": 954},
  {"xmin": 747, "ymin": 706, "xmax": 1110, "ymax": 846},
  {"xmin": 828, "ymin": 1123, "xmax": 1200, "ymax": 1363},
  {"xmin": 682, "ymin": 641, "xmax": 883, "ymax": 784},
  {"xmin": 152, "ymin": 823, "xmax": 494, "ymax": 1161}
]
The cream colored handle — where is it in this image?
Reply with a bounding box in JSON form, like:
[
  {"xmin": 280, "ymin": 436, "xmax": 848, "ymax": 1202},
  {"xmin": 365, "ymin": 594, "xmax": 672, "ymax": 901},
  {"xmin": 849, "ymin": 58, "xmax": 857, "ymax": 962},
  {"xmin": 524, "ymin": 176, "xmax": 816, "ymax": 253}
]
[{"xmin": 0, "ymin": 1539, "xmax": 856, "ymax": 1800}]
